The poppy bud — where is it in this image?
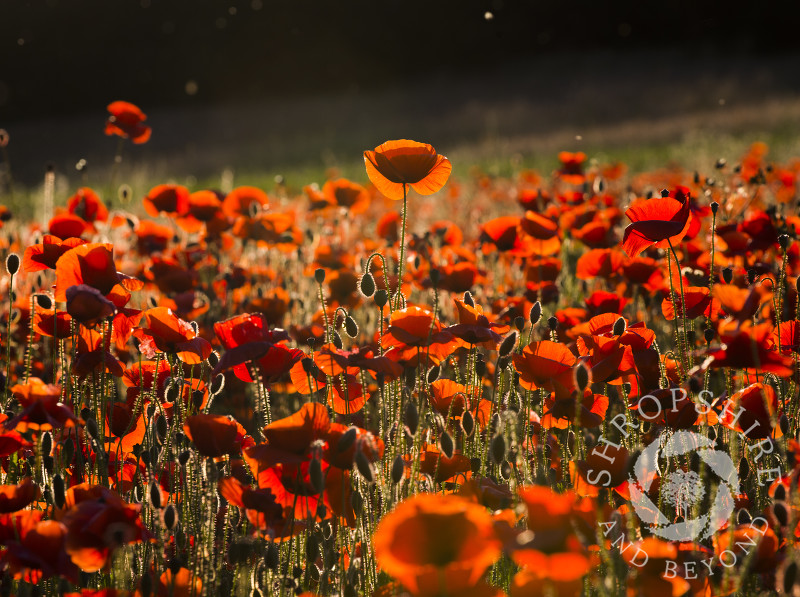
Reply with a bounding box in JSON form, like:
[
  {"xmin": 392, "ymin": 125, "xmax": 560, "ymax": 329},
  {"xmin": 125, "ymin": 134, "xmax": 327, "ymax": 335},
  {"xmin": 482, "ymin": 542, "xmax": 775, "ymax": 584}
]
[
  {"xmin": 574, "ymin": 362, "xmax": 590, "ymax": 392},
  {"xmin": 210, "ymin": 374, "xmax": 225, "ymax": 396},
  {"xmin": 489, "ymin": 412, "xmax": 502, "ymax": 436},
  {"xmin": 429, "ymin": 268, "xmax": 440, "ymax": 286},
  {"xmin": 783, "ymin": 561, "xmax": 798, "ymax": 594},
  {"xmin": 207, "ymin": 351, "xmax": 219, "ymax": 369},
  {"xmin": 747, "ymin": 268, "xmax": 757, "ymax": 285},
  {"xmin": 475, "ymin": 357, "xmax": 486, "ymax": 378},
  {"xmin": 500, "ymin": 460, "xmax": 512, "ymax": 479},
  {"xmin": 337, "ymin": 427, "xmax": 358, "ymax": 453},
  {"xmin": 613, "ymin": 317, "xmax": 626, "ymax": 336},
  {"xmin": 404, "ymin": 401, "xmax": 419, "ymax": 436},
  {"xmin": 155, "ymin": 415, "xmax": 168, "ymax": 446},
  {"xmin": 178, "ymin": 450, "xmax": 191, "ymax": 466},
  {"xmin": 774, "ymin": 483, "xmax": 788, "ymax": 502},
  {"xmin": 350, "ymin": 489, "xmax": 364, "ymax": 514},
  {"xmin": 266, "ymin": 541, "xmax": 280, "ymax": 570},
  {"xmin": 490, "ymin": 433, "xmax": 506, "ymax": 465},
  {"xmin": 440, "ymin": 431, "xmax": 454, "ymax": 459},
  {"xmin": 164, "ymin": 504, "xmax": 178, "ymax": 531},
  {"xmin": 314, "ymin": 268, "xmax": 326, "ymax": 284},
  {"xmin": 149, "ymin": 481, "xmax": 162, "ymax": 509},
  {"xmin": 529, "ymin": 302, "xmax": 542, "ymax": 325},
  {"xmin": 331, "ymin": 331, "xmax": 343, "ymax": 349},
  {"xmin": 774, "ymin": 501, "xmax": 789, "ymax": 527},
  {"xmin": 86, "ymin": 417, "xmax": 99, "ymax": 442},
  {"xmin": 547, "ymin": 316, "xmax": 558, "ymax": 331},
  {"xmin": 309, "ymin": 458, "xmax": 324, "ymax": 494},
  {"xmin": 53, "ymin": 474, "xmax": 66, "ymax": 509},
  {"xmin": 426, "ymin": 364, "xmax": 440, "ymax": 383},
  {"xmin": 41, "ymin": 431, "xmax": 52, "ymax": 456},
  {"xmin": 461, "ymin": 410, "xmax": 475, "ymax": 437},
  {"xmin": 4, "ymin": 253, "xmax": 19, "ymax": 276},
  {"xmin": 704, "ymin": 327, "xmax": 715, "ymax": 343},
  {"xmin": 514, "ymin": 316, "xmax": 525, "ymax": 332},
  {"xmin": 43, "ymin": 455, "xmax": 54, "ymax": 475},
  {"xmin": 779, "ymin": 234, "xmax": 790, "ymax": 251},
  {"xmin": 140, "ymin": 572, "xmax": 154, "ymax": 597},
  {"xmin": 355, "ymin": 450, "xmax": 375, "ymax": 484},
  {"xmin": 63, "ymin": 438, "xmax": 75, "ymax": 464},
  {"xmin": 660, "ymin": 188, "xmax": 670, "ymax": 197},
  {"xmin": 344, "ymin": 316, "xmax": 359, "ymax": 338},
  {"xmin": 736, "ymin": 508, "xmax": 752, "ymax": 524},
  {"xmin": 710, "ymin": 201, "xmax": 719, "ymax": 214},
  {"xmin": 780, "ymin": 413, "xmax": 789, "ymax": 435},
  {"xmin": 463, "ymin": 291, "xmax": 475, "ymax": 307},
  {"xmin": 35, "ymin": 294, "xmax": 52, "ymax": 310},
  {"xmin": 305, "ymin": 535, "xmax": 320, "ymax": 561},
  {"xmin": 359, "ymin": 273, "xmax": 376, "ymax": 297},
  {"xmin": 374, "ymin": 289, "xmax": 388, "ymax": 308},
  {"xmin": 738, "ymin": 457, "xmax": 750, "ymax": 480},
  {"xmin": 722, "ymin": 267, "xmax": 733, "ymax": 284},
  {"xmin": 391, "ymin": 454, "xmax": 405, "ymax": 484},
  {"xmin": 499, "ymin": 332, "xmax": 517, "ymax": 358}
]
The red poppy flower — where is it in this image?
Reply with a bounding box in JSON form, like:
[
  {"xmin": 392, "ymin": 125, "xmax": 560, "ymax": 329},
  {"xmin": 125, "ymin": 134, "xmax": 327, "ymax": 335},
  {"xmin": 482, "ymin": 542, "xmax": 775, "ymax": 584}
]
[
  {"xmin": 382, "ymin": 306, "xmax": 462, "ymax": 366},
  {"xmin": 143, "ymin": 184, "xmax": 190, "ymax": 217},
  {"xmin": 49, "ymin": 213, "xmax": 89, "ymax": 239},
  {"xmin": 373, "ymin": 493, "xmax": 501, "ymax": 596},
  {"xmin": 322, "ymin": 178, "xmax": 371, "ymax": 214},
  {"xmin": 511, "ymin": 551, "xmax": 590, "ymax": 597},
  {"xmin": 134, "ymin": 307, "xmax": 212, "ymax": 364},
  {"xmin": 707, "ymin": 324, "xmax": 794, "ymax": 377},
  {"xmin": 541, "ymin": 389, "xmax": 608, "ymax": 429},
  {"xmin": 54, "ymin": 243, "xmax": 137, "ymax": 302},
  {"xmin": 0, "ymin": 518, "xmax": 79, "ymax": 583},
  {"xmin": 556, "ymin": 151, "xmax": 586, "ymax": 184},
  {"xmin": 428, "ymin": 379, "xmax": 491, "ymax": 428},
  {"xmin": 67, "ymin": 188, "xmax": 108, "ymax": 223},
  {"xmin": 6, "ymin": 378, "xmax": 82, "ymax": 432},
  {"xmin": 364, "ymin": 139, "xmax": 452, "ymax": 200},
  {"xmin": 622, "ymin": 195, "xmax": 692, "ymax": 258},
  {"xmin": 289, "ymin": 358, "xmax": 366, "ymax": 415},
  {"xmin": 576, "ymin": 248, "xmax": 625, "ymax": 280},
  {"xmin": 513, "ymin": 341, "xmax": 576, "ymax": 398},
  {"xmin": 719, "ymin": 383, "xmax": 781, "ymax": 440},
  {"xmin": 183, "ymin": 414, "xmax": 252, "ymax": 458},
  {"xmin": 222, "ymin": 186, "xmax": 269, "ymax": 219},
  {"xmin": 218, "ymin": 476, "xmax": 285, "ymax": 532},
  {"xmin": 661, "ymin": 286, "xmax": 714, "ymax": 320},
  {"xmin": 0, "ymin": 478, "xmax": 39, "ymax": 513},
  {"xmin": 105, "ymin": 101, "xmax": 151, "ymax": 144},
  {"xmin": 22, "ymin": 235, "xmax": 86, "ymax": 273}
]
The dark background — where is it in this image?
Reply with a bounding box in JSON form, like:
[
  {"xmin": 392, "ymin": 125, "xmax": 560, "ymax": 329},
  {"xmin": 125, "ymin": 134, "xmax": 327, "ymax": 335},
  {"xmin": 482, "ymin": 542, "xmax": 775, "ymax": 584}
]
[{"xmin": 3, "ymin": 0, "xmax": 800, "ymax": 120}]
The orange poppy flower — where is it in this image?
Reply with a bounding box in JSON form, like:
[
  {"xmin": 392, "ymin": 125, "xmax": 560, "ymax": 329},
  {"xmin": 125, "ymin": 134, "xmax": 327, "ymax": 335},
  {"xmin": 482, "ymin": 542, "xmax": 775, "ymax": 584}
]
[
  {"xmin": 511, "ymin": 550, "xmax": 590, "ymax": 597},
  {"xmin": 719, "ymin": 382, "xmax": 781, "ymax": 440},
  {"xmin": 382, "ymin": 306, "xmax": 462, "ymax": 366},
  {"xmin": 22, "ymin": 235, "xmax": 86, "ymax": 273},
  {"xmin": 323, "ymin": 178, "xmax": 371, "ymax": 214},
  {"xmin": 517, "ymin": 486, "xmax": 593, "ymax": 553},
  {"xmin": 364, "ymin": 139, "xmax": 451, "ymax": 200},
  {"xmin": 222, "ymin": 185, "xmax": 269, "ymax": 219},
  {"xmin": 542, "ymin": 389, "xmax": 608, "ymax": 429},
  {"xmin": 0, "ymin": 478, "xmax": 39, "ymax": 513},
  {"xmin": 707, "ymin": 324, "xmax": 793, "ymax": 377},
  {"xmin": 6, "ymin": 378, "xmax": 82, "ymax": 432},
  {"xmin": 0, "ymin": 518, "xmax": 79, "ymax": 583},
  {"xmin": 661, "ymin": 286, "xmax": 714, "ymax": 320},
  {"xmin": 622, "ymin": 195, "xmax": 692, "ymax": 258},
  {"xmin": 575, "ymin": 248, "xmax": 625, "ymax": 280},
  {"xmin": 67, "ymin": 187, "xmax": 108, "ymax": 223},
  {"xmin": 218, "ymin": 476, "xmax": 285, "ymax": 532},
  {"xmin": 105, "ymin": 101, "xmax": 151, "ymax": 144},
  {"xmin": 373, "ymin": 493, "xmax": 501, "ymax": 596},
  {"xmin": 143, "ymin": 184, "xmax": 190, "ymax": 217},
  {"xmin": 134, "ymin": 307, "xmax": 211, "ymax": 364},
  {"xmin": 49, "ymin": 213, "xmax": 89, "ymax": 239},
  {"xmin": 135, "ymin": 219, "xmax": 172, "ymax": 255},
  {"xmin": 556, "ymin": 151, "xmax": 586, "ymax": 185},
  {"xmin": 54, "ymin": 242, "xmax": 138, "ymax": 302},
  {"xmin": 183, "ymin": 414, "xmax": 252, "ymax": 458},
  {"xmin": 289, "ymin": 358, "xmax": 366, "ymax": 415}
]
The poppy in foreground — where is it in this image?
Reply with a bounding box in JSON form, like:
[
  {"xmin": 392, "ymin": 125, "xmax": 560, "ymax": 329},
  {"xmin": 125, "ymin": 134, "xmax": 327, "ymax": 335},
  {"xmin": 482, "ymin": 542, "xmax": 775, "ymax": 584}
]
[
  {"xmin": 364, "ymin": 139, "xmax": 451, "ymax": 200},
  {"xmin": 105, "ymin": 101, "xmax": 151, "ymax": 144},
  {"xmin": 622, "ymin": 195, "xmax": 692, "ymax": 257},
  {"xmin": 373, "ymin": 493, "xmax": 500, "ymax": 595}
]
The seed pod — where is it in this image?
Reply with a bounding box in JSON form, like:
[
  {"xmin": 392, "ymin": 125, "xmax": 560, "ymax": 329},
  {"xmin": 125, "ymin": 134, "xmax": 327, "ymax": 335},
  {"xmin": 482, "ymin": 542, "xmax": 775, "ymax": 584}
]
[
  {"xmin": 547, "ymin": 316, "xmax": 558, "ymax": 331},
  {"xmin": 490, "ymin": 434, "xmax": 506, "ymax": 465},
  {"xmin": 529, "ymin": 302, "xmax": 542, "ymax": 325},
  {"xmin": 163, "ymin": 504, "xmax": 178, "ymax": 530},
  {"xmin": 344, "ymin": 316, "xmax": 359, "ymax": 338},
  {"xmin": 463, "ymin": 291, "xmax": 475, "ymax": 307},
  {"xmin": 309, "ymin": 458, "xmax": 324, "ymax": 494},
  {"xmin": 35, "ymin": 294, "xmax": 53, "ymax": 310},
  {"xmin": 513, "ymin": 316, "xmax": 525, "ymax": 332},
  {"xmin": 660, "ymin": 188, "xmax": 670, "ymax": 198},
  {"xmin": 574, "ymin": 362, "xmax": 590, "ymax": 392},
  {"xmin": 440, "ymin": 431, "xmax": 454, "ymax": 459},
  {"xmin": 612, "ymin": 317, "xmax": 626, "ymax": 336},
  {"xmin": 359, "ymin": 273, "xmax": 376, "ymax": 297},
  {"xmin": 391, "ymin": 454, "xmax": 405, "ymax": 484},
  {"xmin": 5, "ymin": 254, "xmax": 19, "ymax": 275},
  {"xmin": 149, "ymin": 481, "xmax": 162, "ymax": 509},
  {"xmin": 774, "ymin": 501, "xmax": 789, "ymax": 527},
  {"xmin": 404, "ymin": 401, "xmax": 419, "ymax": 436},
  {"xmin": 53, "ymin": 474, "xmax": 66, "ymax": 509},
  {"xmin": 703, "ymin": 328, "xmax": 715, "ymax": 343},
  {"xmin": 314, "ymin": 268, "xmax": 326, "ymax": 284},
  {"xmin": 722, "ymin": 267, "xmax": 733, "ymax": 284},
  {"xmin": 499, "ymin": 332, "xmax": 518, "ymax": 358},
  {"xmin": 354, "ymin": 450, "xmax": 375, "ymax": 484},
  {"xmin": 374, "ymin": 289, "xmax": 388, "ymax": 308},
  {"xmin": 774, "ymin": 483, "xmax": 788, "ymax": 502},
  {"xmin": 426, "ymin": 364, "xmax": 440, "ymax": 384},
  {"xmin": 461, "ymin": 410, "xmax": 475, "ymax": 438}
]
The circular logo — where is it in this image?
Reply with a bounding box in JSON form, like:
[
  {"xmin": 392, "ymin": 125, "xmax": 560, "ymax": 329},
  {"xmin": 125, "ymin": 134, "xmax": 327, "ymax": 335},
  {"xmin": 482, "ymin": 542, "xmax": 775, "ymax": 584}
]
[{"xmin": 628, "ymin": 431, "xmax": 740, "ymax": 542}]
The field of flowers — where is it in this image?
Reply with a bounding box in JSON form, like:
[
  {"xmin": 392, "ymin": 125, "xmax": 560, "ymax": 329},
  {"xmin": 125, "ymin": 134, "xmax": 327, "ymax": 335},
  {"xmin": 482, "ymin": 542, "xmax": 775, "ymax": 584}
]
[{"xmin": 0, "ymin": 101, "xmax": 798, "ymax": 596}]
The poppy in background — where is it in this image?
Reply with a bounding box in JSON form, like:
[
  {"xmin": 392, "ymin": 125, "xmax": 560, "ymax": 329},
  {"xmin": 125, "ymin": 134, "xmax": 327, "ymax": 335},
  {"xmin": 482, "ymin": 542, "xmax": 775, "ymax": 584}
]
[{"xmin": 105, "ymin": 101, "xmax": 151, "ymax": 144}]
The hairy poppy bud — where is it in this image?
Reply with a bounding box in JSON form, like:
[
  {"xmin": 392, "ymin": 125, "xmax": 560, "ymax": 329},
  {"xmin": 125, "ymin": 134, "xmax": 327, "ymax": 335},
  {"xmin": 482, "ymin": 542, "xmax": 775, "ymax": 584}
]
[
  {"xmin": 461, "ymin": 410, "xmax": 475, "ymax": 437},
  {"xmin": 155, "ymin": 415, "xmax": 168, "ymax": 446},
  {"xmin": 747, "ymin": 268, "xmax": 757, "ymax": 285},
  {"xmin": 35, "ymin": 294, "xmax": 52, "ymax": 310},
  {"xmin": 266, "ymin": 542, "xmax": 280, "ymax": 570},
  {"xmin": 514, "ymin": 316, "xmax": 525, "ymax": 332},
  {"xmin": 463, "ymin": 291, "xmax": 475, "ymax": 307},
  {"xmin": 344, "ymin": 316, "xmax": 359, "ymax": 338},
  {"xmin": 350, "ymin": 489, "xmax": 364, "ymax": 515},
  {"xmin": 374, "ymin": 289, "xmax": 388, "ymax": 308},
  {"xmin": 660, "ymin": 188, "xmax": 670, "ymax": 197},
  {"xmin": 703, "ymin": 327, "xmax": 715, "ymax": 343},
  {"xmin": 774, "ymin": 483, "xmax": 787, "ymax": 502},
  {"xmin": 574, "ymin": 362, "xmax": 590, "ymax": 392},
  {"xmin": 41, "ymin": 431, "xmax": 52, "ymax": 456},
  {"xmin": 779, "ymin": 234, "xmax": 790, "ymax": 251},
  {"xmin": 710, "ymin": 201, "xmax": 719, "ymax": 214},
  {"xmin": 738, "ymin": 457, "xmax": 750, "ymax": 480},
  {"xmin": 404, "ymin": 401, "xmax": 419, "ymax": 436},
  {"xmin": 210, "ymin": 374, "xmax": 225, "ymax": 396},
  {"xmin": 774, "ymin": 501, "xmax": 789, "ymax": 527},
  {"xmin": 780, "ymin": 413, "xmax": 789, "ymax": 435},
  {"xmin": 355, "ymin": 450, "xmax": 375, "ymax": 484},
  {"xmin": 547, "ymin": 316, "xmax": 558, "ymax": 331},
  {"xmin": 391, "ymin": 454, "xmax": 405, "ymax": 484},
  {"xmin": 332, "ymin": 331, "xmax": 343, "ymax": 349},
  {"xmin": 440, "ymin": 431, "xmax": 454, "ymax": 459},
  {"xmin": 426, "ymin": 364, "xmax": 440, "ymax": 384},
  {"xmin": 613, "ymin": 317, "xmax": 626, "ymax": 336},
  {"xmin": 499, "ymin": 332, "xmax": 518, "ymax": 358},
  {"xmin": 337, "ymin": 427, "xmax": 358, "ymax": 453},
  {"xmin": 309, "ymin": 458, "xmax": 324, "ymax": 494},
  {"xmin": 53, "ymin": 474, "xmax": 66, "ymax": 509},
  {"xmin": 475, "ymin": 357, "xmax": 486, "ymax": 378},
  {"xmin": 314, "ymin": 268, "xmax": 326, "ymax": 284},
  {"xmin": 429, "ymin": 268, "xmax": 440, "ymax": 286},
  {"xmin": 529, "ymin": 301, "xmax": 542, "ymax": 325},
  {"xmin": 783, "ymin": 561, "xmax": 798, "ymax": 594},
  {"xmin": 490, "ymin": 433, "xmax": 506, "ymax": 465},
  {"xmin": 5, "ymin": 254, "xmax": 19, "ymax": 276},
  {"xmin": 86, "ymin": 417, "xmax": 99, "ymax": 442},
  {"xmin": 359, "ymin": 273, "xmax": 376, "ymax": 297}
]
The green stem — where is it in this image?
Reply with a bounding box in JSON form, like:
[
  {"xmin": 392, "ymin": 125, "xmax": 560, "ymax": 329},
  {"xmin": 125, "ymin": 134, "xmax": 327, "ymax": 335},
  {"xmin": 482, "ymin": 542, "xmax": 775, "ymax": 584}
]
[{"xmin": 394, "ymin": 183, "xmax": 408, "ymax": 310}]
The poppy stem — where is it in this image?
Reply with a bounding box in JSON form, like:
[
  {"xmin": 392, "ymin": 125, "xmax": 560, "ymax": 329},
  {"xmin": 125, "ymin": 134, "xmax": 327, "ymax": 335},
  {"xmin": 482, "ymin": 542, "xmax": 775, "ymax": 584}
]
[
  {"xmin": 667, "ymin": 239, "xmax": 690, "ymax": 377},
  {"xmin": 394, "ymin": 184, "xmax": 408, "ymax": 310}
]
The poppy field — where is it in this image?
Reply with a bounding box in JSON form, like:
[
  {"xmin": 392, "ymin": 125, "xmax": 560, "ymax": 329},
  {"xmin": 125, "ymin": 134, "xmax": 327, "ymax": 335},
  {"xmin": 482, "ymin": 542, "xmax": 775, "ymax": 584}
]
[{"xmin": 0, "ymin": 101, "xmax": 800, "ymax": 597}]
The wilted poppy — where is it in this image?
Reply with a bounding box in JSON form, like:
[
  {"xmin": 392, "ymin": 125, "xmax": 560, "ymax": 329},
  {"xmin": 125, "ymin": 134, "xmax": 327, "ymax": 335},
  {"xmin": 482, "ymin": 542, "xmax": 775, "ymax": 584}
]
[
  {"xmin": 373, "ymin": 493, "xmax": 501, "ymax": 596},
  {"xmin": 364, "ymin": 139, "xmax": 452, "ymax": 200}
]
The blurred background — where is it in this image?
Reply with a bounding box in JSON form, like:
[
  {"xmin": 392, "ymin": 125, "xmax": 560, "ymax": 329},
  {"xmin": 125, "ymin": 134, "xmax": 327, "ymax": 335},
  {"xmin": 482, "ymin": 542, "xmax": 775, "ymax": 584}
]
[{"xmin": 3, "ymin": 0, "xmax": 800, "ymax": 187}]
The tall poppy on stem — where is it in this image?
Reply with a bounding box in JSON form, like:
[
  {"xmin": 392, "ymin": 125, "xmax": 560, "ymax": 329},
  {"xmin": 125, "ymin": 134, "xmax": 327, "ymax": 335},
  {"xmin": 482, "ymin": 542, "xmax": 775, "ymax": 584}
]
[{"xmin": 364, "ymin": 140, "xmax": 451, "ymax": 307}]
